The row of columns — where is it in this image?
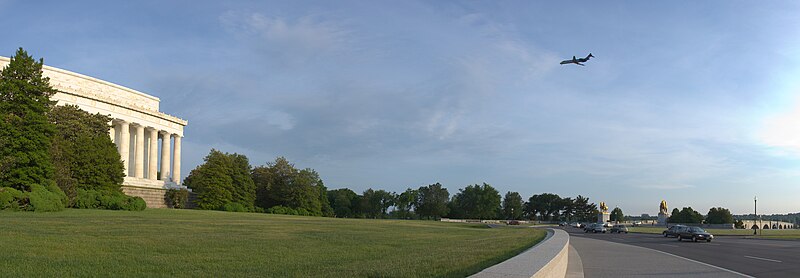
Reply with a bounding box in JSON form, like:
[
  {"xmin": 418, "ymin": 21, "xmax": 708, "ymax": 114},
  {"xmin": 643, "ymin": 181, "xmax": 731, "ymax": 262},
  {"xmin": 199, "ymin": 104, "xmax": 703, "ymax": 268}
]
[{"xmin": 110, "ymin": 120, "xmax": 182, "ymax": 184}]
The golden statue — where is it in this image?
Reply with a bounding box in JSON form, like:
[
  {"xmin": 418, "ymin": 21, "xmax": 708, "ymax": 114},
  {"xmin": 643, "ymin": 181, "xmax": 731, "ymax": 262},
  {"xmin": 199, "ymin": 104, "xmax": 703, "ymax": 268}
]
[
  {"xmin": 599, "ymin": 202, "xmax": 608, "ymax": 213},
  {"xmin": 659, "ymin": 200, "xmax": 668, "ymax": 214}
]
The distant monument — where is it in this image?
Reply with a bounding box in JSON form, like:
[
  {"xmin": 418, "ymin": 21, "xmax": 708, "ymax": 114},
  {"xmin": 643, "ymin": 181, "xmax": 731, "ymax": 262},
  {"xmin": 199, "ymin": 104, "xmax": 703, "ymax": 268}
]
[
  {"xmin": 658, "ymin": 200, "xmax": 669, "ymax": 225},
  {"xmin": 598, "ymin": 202, "xmax": 610, "ymax": 223}
]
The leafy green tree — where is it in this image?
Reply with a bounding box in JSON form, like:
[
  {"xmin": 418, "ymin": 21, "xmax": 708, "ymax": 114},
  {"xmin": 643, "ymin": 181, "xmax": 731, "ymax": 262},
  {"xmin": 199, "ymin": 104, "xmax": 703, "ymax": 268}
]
[
  {"xmin": 327, "ymin": 188, "xmax": 358, "ymax": 218},
  {"xmin": 48, "ymin": 105, "xmax": 124, "ymax": 202},
  {"xmin": 610, "ymin": 207, "xmax": 625, "ymax": 222},
  {"xmin": 669, "ymin": 207, "xmax": 703, "ymax": 223},
  {"xmin": 526, "ymin": 193, "xmax": 562, "ymax": 221},
  {"xmin": 416, "ymin": 183, "xmax": 449, "ymax": 220},
  {"xmin": 228, "ymin": 154, "xmax": 256, "ymax": 210},
  {"xmin": 0, "ymin": 48, "xmax": 57, "ymax": 192},
  {"xmin": 502, "ymin": 191, "xmax": 524, "ymax": 220},
  {"xmin": 184, "ymin": 149, "xmax": 255, "ymax": 210},
  {"xmin": 706, "ymin": 207, "xmax": 734, "ymax": 224},
  {"xmin": 252, "ymin": 157, "xmax": 328, "ymax": 216},
  {"xmin": 449, "ymin": 183, "xmax": 501, "ymax": 219},
  {"xmin": 571, "ymin": 195, "xmax": 597, "ymax": 222},
  {"xmin": 361, "ymin": 188, "xmax": 395, "ymax": 219},
  {"xmin": 393, "ymin": 188, "xmax": 418, "ymax": 219}
]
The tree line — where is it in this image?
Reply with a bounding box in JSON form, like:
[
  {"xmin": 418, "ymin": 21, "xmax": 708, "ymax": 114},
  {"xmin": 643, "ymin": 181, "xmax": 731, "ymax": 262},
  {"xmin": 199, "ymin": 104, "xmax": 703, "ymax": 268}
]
[
  {"xmin": 186, "ymin": 150, "xmax": 603, "ymax": 221},
  {"xmin": 1, "ymin": 48, "xmax": 142, "ymax": 212}
]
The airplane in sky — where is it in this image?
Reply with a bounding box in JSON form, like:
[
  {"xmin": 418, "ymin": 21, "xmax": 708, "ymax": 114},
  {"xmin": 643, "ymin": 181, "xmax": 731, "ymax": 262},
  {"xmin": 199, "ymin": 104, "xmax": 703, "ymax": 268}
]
[{"xmin": 560, "ymin": 53, "xmax": 594, "ymax": 66}]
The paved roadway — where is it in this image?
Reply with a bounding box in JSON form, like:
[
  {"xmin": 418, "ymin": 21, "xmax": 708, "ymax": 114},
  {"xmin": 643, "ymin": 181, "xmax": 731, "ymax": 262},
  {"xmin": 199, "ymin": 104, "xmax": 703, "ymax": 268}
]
[{"xmin": 561, "ymin": 227, "xmax": 800, "ymax": 277}]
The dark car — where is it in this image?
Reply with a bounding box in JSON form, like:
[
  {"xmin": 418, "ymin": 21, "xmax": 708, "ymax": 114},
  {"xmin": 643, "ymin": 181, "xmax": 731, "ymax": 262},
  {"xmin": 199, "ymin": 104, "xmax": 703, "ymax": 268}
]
[
  {"xmin": 584, "ymin": 223, "xmax": 598, "ymax": 233},
  {"xmin": 662, "ymin": 225, "xmax": 687, "ymax": 237},
  {"xmin": 611, "ymin": 224, "xmax": 629, "ymax": 233},
  {"xmin": 678, "ymin": 226, "xmax": 714, "ymax": 242}
]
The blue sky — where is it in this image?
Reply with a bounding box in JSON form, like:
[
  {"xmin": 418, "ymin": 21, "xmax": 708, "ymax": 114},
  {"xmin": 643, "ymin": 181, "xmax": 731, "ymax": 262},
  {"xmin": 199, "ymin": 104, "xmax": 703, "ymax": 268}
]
[{"xmin": 2, "ymin": 1, "xmax": 800, "ymax": 215}]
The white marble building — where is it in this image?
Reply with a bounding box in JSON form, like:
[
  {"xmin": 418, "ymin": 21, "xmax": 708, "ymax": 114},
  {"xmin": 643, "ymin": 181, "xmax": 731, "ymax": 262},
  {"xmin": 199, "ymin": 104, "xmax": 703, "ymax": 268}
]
[{"xmin": 0, "ymin": 56, "xmax": 188, "ymax": 207}]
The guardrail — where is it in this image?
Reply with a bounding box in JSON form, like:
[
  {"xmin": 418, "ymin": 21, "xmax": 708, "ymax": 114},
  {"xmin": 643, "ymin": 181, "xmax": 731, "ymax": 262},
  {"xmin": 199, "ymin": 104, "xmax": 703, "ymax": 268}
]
[{"xmin": 471, "ymin": 229, "xmax": 569, "ymax": 278}]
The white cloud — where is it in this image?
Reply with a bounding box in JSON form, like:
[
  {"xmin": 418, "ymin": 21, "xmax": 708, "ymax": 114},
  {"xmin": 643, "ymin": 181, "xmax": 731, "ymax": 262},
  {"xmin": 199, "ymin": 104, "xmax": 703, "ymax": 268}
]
[
  {"xmin": 219, "ymin": 11, "xmax": 350, "ymax": 61},
  {"xmin": 757, "ymin": 97, "xmax": 800, "ymax": 155},
  {"xmin": 635, "ymin": 184, "xmax": 694, "ymax": 190}
]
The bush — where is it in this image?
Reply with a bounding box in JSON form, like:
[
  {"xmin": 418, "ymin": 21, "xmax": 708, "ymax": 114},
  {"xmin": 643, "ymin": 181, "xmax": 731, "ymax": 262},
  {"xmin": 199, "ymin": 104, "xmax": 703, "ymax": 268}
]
[
  {"xmin": 0, "ymin": 187, "xmax": 25, "ymax": 211},
  {"xmin": 74, "ymin": 189, "xmax": 146, "ymax": 211},
  {"xmin": 27, "ymin": 184, "xmax": 66, "ymax": 212},
  {"xmin": 166, "ymin": 189, "xmax": 190, "ymax": 209},
  {"xmin": 266, "ymin": 205, "xmax": 313, "ymax": 216},
  {"xmin": 222, "ymin": 202, "xmax": 248, "ymax": 212}
]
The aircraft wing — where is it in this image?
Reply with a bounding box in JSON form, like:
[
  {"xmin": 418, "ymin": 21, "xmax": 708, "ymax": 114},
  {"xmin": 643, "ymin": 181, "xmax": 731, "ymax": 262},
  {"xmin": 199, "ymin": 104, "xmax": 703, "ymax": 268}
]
[{"xmin": 560, "ymin": 60, "xmax": 574, "ymax": 65}]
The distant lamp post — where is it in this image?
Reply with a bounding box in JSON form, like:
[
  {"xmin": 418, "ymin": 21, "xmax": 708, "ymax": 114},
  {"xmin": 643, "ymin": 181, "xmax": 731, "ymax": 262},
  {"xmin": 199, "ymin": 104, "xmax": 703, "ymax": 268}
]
[{"xmin": 754, "ymin": 196, "xmax": 758, "ymax": 236}]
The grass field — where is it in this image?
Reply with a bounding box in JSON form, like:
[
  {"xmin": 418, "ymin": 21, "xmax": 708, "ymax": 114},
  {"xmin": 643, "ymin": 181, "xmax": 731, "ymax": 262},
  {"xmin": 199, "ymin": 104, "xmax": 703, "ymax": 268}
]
[
  {"xmin": 629, "ymin": 226, "xmax": 800, "ymax": 238},
  {"xmin": 0, "ymin": 209, "xmax": 546, "ymax": 277}
]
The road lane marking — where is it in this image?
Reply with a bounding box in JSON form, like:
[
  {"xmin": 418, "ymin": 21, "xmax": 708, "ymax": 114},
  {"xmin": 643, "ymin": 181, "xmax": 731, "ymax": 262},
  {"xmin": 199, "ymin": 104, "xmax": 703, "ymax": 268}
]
[
  {"xmin": 744, "ymin": 256, "xmax": 782, "ymax": 263},
  {"xmin": 659, "ymin": 244, "xmax": 679, "ymax": 247},
  {"xmin": 707, "ymin": 243, "xmax": 721, "ymax": 246}
]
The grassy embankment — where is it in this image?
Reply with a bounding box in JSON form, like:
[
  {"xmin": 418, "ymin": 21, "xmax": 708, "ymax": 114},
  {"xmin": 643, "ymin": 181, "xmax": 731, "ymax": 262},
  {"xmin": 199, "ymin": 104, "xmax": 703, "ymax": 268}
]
[
  {"xmin": 0, "ymin": 209, "xmax": 546, "ymax": 277},
  {"xmin": 629, "ymin": 226, "xmax": 800, "ymax": 239}
]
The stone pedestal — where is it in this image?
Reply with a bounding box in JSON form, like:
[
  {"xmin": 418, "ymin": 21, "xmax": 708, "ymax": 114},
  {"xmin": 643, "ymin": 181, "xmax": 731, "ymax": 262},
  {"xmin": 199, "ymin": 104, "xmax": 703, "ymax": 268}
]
[
  {"xmin": 658, "ymin": 212, "xmax": 669, "ymax": 225},
  {"xmin": 598, "ymin": 212, "xmax": 610, "ymax": 224}
]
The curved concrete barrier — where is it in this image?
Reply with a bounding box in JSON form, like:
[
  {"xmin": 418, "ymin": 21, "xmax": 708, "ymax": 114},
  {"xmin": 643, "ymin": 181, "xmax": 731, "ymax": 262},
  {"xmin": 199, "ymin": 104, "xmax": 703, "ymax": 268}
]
[{"xmin": 471, "ymin": 228, "xmax": 570, "ymax": 278}]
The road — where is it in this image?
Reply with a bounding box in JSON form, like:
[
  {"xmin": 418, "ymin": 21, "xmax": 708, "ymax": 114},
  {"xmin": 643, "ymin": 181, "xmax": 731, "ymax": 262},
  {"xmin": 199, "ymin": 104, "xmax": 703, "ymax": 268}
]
[{"xmin": 562, "ymin": 227, "xmax": 800, "ymax": 277}]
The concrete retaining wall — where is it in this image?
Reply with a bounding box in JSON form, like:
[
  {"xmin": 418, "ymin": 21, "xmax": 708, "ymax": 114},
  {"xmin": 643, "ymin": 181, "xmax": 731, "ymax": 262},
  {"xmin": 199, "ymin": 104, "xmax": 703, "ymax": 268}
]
[{"xmin": 471, "ymin": 229, "xmax": 569, "ymax": 278}]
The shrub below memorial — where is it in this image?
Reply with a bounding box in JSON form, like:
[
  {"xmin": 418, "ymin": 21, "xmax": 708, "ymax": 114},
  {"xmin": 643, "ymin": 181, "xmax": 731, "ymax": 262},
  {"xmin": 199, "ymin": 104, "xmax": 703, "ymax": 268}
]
[
  {"xmin": 74, "ymin": 189, "xmax": 146, "ymax": 211},
  {"xmin": 0, "ymin": 184, "xmax": 66, "ymax": 212},
  {"xmin": 266, "ymin": 205, "xmax": 313, "ymax": 216},
  {"xmin": 223, "ymin": 202, "xmax": 248, "ymax": 212},
  {"xmin": 166, "ymin": 188, "xmax": 189, "ymax": 208}
]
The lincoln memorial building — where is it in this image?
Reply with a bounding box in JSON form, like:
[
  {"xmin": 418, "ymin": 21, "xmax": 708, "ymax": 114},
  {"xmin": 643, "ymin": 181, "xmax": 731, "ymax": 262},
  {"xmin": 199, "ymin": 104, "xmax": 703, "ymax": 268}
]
[{"xmin": 0, "ymin": 56, "xmax": 188, "ymax": 208}]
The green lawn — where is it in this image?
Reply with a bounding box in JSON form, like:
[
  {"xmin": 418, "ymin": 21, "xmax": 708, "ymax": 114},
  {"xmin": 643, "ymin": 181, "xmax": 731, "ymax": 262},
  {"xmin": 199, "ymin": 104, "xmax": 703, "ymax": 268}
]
[
  {"xmin": 629, "ymin": 226, "xmax": 800, "ymax": 238},
  {"xmin": 0, "ymin": 209, "xmax": 546, "ymax": 277}
]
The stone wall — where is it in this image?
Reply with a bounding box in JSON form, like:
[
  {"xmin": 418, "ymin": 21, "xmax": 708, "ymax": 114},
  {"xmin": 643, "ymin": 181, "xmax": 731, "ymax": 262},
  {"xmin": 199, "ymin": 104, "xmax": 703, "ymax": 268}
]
[{"xmin": 122, "ymin": 186, "xmax": 169, "ymax": 208}]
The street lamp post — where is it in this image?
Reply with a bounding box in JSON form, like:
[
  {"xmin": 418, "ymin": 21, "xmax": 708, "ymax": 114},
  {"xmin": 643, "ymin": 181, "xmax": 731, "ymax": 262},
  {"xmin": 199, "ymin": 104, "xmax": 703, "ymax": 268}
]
[{"xmin": 754, "ymin": 196, "xmax": 758, "ymax": 236}]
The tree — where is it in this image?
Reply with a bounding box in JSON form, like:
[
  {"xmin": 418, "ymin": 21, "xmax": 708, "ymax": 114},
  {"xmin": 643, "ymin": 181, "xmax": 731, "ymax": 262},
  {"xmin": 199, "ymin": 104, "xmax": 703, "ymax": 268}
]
[
  {"xmin": 610, "ymin": 207, "xmax": 625, "ymax": 222},
  {"xmin": 0, "ymin": 48, "xmax": 57, "ymax": 192},
  {"xmin": 183, "ymin": 149, "xmax": 255, "ymax": 211},
  {"xmin": 327, "ymin": 188, "xmax": 358, "ymax": 218},
  {"xmin": 393, "ymin": 188, "xmax": 418, "ymax": 219},
  {"xmin": 252, "ymin": 157, "xmax": 327, "ymax": 216},
  {"xmin": 416, "ymin": 183, "xmax": 449, "ymax": 220},
  {"xmin": 361, "ymin": 188, "xmax": 395, "ymax": 219},
  {"xmin": 572, "ymin": 195, "xmax": 597, "ymax": 222},
  {"xmin": 669, "ymin": 207, "xmax": 703, "ymax": 223},
  {"xmin": 706, "ymin": 207, "xmax": 734, "ymax": 224},
  {"xmin": 449, "ymin": 183, "xmax": 501, "ymax": 219},
  {"xmin": 502, "ymin": 191, "xmax": 524, "ymax": 220},
  {"xmin": 49, "ymin": 105, "xmax": 124, "ymax": 202},
  {"xmin": 525, "ymin": 193, "xmax": 562, "ymax": 221}
]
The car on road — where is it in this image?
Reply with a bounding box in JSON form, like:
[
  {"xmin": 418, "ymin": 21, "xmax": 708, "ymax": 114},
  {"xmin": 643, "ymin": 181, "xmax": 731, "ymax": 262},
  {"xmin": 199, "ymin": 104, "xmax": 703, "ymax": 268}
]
[
  {"xmin": 632, "ymin": 221, "xmax": 642, "ymax": 227},
  {"xmin": 611, "ymin": 224, "xmax": 629, "ymax": 233},
  {"xmin": 559, "ymin": 222, "xmax": 568, "ymax": 226},
  {"xmin": 677, "ymin": 226, "xmax": 714, "ymax": 242},
  {"xmin": 584, "ymin": 223, "xmax": 607, "ymax": 233},
  {"xmin": 662, "ymin": 225, "xmax": 687, "ymax": 237}
]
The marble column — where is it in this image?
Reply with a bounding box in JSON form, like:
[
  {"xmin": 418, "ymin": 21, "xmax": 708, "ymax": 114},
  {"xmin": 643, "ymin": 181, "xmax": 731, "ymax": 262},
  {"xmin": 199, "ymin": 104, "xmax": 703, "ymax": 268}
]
[
  {"xmin": 160, "ymin": 131, "xmax": 171, "ymax": 181},
  {"xmin": 119, "ymin": 121, "xmax": 130, "ymax": 176},
  {"xmin": 109, "ymin": 121, "xmax": 116, "ymax": 144},
  {"xmin": 134, "ymin": 124, "xmax": 145, "ymax": 178},
  {"xmin": 148, "ymin": 128, "xmax": 159, "ymax": 180},
  {"xmin": 172, "ymin": 135, "xmax": 182, "ymax": 184}
]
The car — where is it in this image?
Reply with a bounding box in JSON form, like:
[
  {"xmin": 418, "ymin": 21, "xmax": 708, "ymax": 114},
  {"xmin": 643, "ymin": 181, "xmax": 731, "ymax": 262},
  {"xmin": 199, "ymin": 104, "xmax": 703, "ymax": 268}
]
[
  {"xmin": 559, "ymin": 222, "xmax": 568, "ymax": 226},
  {"xmin": 603, "ymin": 222, "xmax": 613, "ymax": 228},
  {"xmin": 611, "ymin": 224, "xmax": 629, "ymax": 233},
  {"xmin": 677, "ymin": 226, "xmax": 714, "ymax": 242},
  {"xmin": 662, "ymin": 225, "xmax": 687, "ymax": 238},
  {"xmin": 632, "ymin": 221, "xmax": 642, "ymax": 227},
  {"xmin": 584, "ymin": 223, "xmax": 607, "ymax": 233},
  {"xmin": 591, "ymin": 224, "xmax": 608, "ymax": 233}
]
